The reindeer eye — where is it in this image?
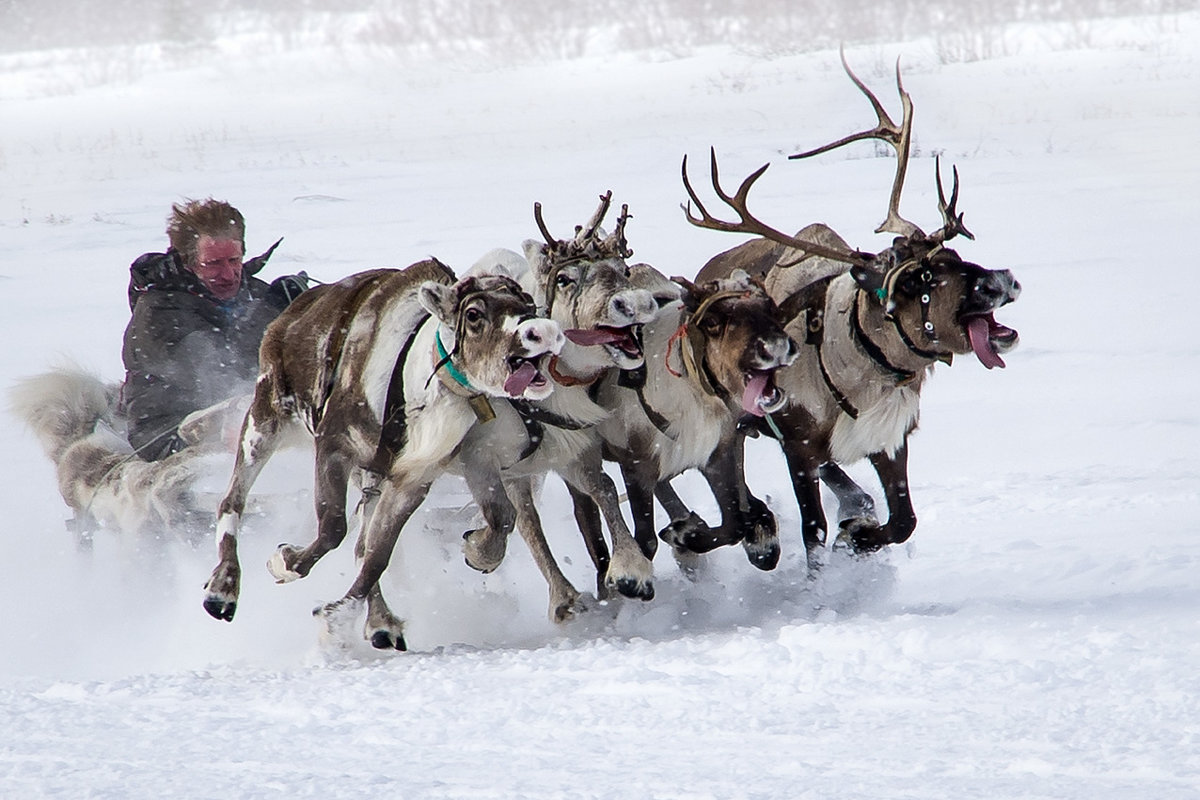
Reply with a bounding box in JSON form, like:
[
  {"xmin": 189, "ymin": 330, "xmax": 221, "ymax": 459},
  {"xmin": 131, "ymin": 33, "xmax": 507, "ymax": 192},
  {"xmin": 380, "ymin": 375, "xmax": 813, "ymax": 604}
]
[
  {"xmin": 555, "ymin": 273, "xmax": 575, "ymax": 288},
  {"xmin": 698, "ymin": 315, "xmax": 723, "ymax": 335},
  {"xmin": 464, "ymin": 307, "xmax": 483, "ymax": 325}
]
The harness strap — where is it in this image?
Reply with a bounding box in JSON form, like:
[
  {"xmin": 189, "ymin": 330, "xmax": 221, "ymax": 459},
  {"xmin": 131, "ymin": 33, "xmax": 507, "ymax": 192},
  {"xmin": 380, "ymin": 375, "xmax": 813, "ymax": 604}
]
[
  {"xmin": 850, "ymin": 292, "xmax": 917, "ymax": 385},
  {"xmin": 508, "ymin": 399, "xmax": 593, "ymax": 462},
  {"xmin": 618, "ymin": 364, "xmax": 675, "ymax": 439},
  {"xmin": 547, "ymin": 355, "xmax": 603, "ymax": 387},
  {"xmin": 366, "ymin": 312, "xmax": 429, "ymax": 477},
  {"xmin": 779, "ymin": 276, "xmax": 860, "ymax": 420}
]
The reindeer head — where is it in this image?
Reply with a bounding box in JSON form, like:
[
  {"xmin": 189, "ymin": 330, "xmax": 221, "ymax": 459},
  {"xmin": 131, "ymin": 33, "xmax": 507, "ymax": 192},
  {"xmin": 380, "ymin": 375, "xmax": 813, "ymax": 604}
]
[
  {"xmin": 851, "ymin": 236, "xmax": 1020, "ymax": 368},
  {"xmin": 671, "ymin": 269, "xmax": 797, "ymax": 416},
  {"xmin": 419, "ymin": 273, "xmax": 564, "ymax": 401},
  {"xmin": 523, "ymin": 192, "xmax": 658, "ymax": 374},
  {"xmin": 682, "ymin": 48, "xmax": 1020, "ymax": 371}
]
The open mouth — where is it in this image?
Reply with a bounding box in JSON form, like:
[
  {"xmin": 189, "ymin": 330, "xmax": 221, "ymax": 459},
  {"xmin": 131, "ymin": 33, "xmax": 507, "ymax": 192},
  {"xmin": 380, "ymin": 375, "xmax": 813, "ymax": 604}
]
[
  {"xmin": 503, "ymin": 354, "xmax": 551, "ymax": 397},
  {"xmin": 741, "ymin": 369, "xmax": 784, "ymax": 416},
  {"xmin": 563, "ymin": 324, "xmax": 644, "ymax": 360},
  {"xmin": 962, "ymin": 313, "xmax": 1019, "ymax": 370}
]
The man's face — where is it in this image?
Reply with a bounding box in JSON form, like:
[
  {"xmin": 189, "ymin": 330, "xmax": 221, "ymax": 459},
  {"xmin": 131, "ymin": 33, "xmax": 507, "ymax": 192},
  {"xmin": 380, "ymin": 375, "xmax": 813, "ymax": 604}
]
[{"xmin": 192, "ymin": 236, "xmax": 244, "ymax": 301}]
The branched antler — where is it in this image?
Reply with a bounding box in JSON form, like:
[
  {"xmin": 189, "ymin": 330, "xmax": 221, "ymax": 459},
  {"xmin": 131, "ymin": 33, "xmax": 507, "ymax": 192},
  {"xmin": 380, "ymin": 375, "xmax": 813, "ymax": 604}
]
[
  {"xmin": 787, "ymin": 47, "xmax": 973, "ymax": 247},
  {"xmin": 790, "ymin": 47, "xmax": 921, "ymax": 240},
  {"xmin": 534, "ymin": 191, "xmax": 633, "ymax": 261},
  {"xmin": 681, "ymin": 148, "xmax": 869, "ymax": 266},
  {"xmin": 932, "ymin": 157, "xmax": 973, "ymax": 243}
]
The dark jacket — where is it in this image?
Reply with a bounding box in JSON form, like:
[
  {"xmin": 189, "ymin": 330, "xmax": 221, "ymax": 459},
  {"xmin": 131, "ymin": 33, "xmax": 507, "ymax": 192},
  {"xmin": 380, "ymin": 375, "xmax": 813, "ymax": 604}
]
[{"xmin": 121, "ymin": 246, "xmax": 289, "ymax": 461}]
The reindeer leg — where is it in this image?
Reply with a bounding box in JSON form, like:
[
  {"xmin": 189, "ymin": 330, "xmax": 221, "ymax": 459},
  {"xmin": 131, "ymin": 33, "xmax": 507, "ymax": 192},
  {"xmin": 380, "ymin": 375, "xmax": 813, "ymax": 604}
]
[
  {"xmin": 819, "ymin": 462, "xmax": 880, "ymax": 545},
  {"xmin": 778, "ymin": 430, "xmax": 829, "ymax": 576},
  {"xmin": 461, "ymin": 462, "xmax": 516, "ymax": 574},
  {"xmin": 617, "ymin": 458, "xmax": 659, "ymax": 561},
  {"xmin": 317, "ymin": 476, "xmax": 433, "ymax": 651},
  {"xmin": 565, "ymin": 447, "xmax": 654, "ymax": 602},
  {"xmin": 566, "ymin": 485, "xmax": 610, "ymax": 599},
  {"xmin": 844, "ymin": 441, "xmax": 915, "ymax": 553},
  {"xmin": 659, "ymin": 430, "xmax": 779, "ymax": 569},
  {"xmin": 204, "ymin": 391, "xmax": 283, "ymax": 622},
  {"xmin": 504, "ymin": 476, "xmax": 582, "ymax": 623},
  {"xmin": 709, "ymin": 431, "xmax": 778, "ymax": 570},
  {"xmin": 267, "ymin": 437, "xmax": 352, "ymax": 582}
]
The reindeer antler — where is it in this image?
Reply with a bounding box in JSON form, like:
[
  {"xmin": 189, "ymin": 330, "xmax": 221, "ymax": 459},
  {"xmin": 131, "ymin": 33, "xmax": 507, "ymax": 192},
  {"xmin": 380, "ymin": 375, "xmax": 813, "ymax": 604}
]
[
  {"xmin": 789, "ymin": 48, "xmax": 974, "ymax": 247},
  {"xmin": 932, "ymin": 157, "xmax": 974, "ymax": 243},
  {"xmin": 681, "ymin": 148, "xmax": 869, "ymax": 266},
  {"xmin": 535, "ymin": 191, "xmax": 633, "ymax": 261},
  {"xmin": 789, "ymin": 48, "xmax": 921, "ymax": 240}
]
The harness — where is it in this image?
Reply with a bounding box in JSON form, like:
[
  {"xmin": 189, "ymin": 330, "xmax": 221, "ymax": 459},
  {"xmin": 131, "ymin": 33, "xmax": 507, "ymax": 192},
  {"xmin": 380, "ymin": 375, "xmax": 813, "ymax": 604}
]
[
  {"xmin": 507, "ymin": 399, "xmax": 592, "ymax": 463},
  {"xmin": 877, "ymin": 247, "xmax": 955, "ymax": 364},
  {"xmin": 783, "ymin": 263, "xmax": 950, "ymax": 421},
  {"xmin": 664, "ymin": 289, "xmax": 747, "ymax": 397}
]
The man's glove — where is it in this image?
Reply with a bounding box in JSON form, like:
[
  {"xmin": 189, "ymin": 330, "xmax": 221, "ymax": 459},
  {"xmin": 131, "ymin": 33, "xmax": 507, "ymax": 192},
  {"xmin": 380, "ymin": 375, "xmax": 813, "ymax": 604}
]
[{"xmin": 266, "ymin": 271, "xmax": 311, "ymax": 308}]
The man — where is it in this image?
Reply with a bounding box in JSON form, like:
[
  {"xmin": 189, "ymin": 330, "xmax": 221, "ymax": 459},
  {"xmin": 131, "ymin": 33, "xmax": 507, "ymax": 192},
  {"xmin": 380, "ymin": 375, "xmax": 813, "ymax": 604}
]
[{"xmin": 121, "ymin": 198, "xmax": 306, "ymax": 461}]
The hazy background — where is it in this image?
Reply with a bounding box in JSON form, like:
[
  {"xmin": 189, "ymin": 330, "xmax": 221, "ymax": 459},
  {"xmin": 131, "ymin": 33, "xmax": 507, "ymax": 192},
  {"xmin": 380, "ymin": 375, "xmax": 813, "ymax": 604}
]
[{"xmin": 2, "ymin": 0, "xmax": 1194, "ymax": 61}]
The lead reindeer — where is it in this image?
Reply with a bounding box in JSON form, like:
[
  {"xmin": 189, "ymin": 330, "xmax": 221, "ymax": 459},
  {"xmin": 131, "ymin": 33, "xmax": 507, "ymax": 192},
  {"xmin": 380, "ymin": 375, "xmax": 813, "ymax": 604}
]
[
  {"xmin": 679, "ymin": 51, "xmax": 1020, "ymax": 569},
  {"xmin": 202, "ymin": 260, "xmax": 565, "ymax": 650}
]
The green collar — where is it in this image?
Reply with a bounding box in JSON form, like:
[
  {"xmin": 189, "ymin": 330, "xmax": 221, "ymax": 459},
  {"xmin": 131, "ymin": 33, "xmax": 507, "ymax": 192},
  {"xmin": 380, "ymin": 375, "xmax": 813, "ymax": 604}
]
[{"xmin": 435, "ymin": 329, "xmax": 475, "ymax": 391}]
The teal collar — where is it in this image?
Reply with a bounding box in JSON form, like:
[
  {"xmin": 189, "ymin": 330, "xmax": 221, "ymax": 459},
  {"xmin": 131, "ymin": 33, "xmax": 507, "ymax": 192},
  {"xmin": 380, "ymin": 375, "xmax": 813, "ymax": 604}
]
[{"xmin": 435, "ymin": 329, "xmax": 475, "ymax": 391}]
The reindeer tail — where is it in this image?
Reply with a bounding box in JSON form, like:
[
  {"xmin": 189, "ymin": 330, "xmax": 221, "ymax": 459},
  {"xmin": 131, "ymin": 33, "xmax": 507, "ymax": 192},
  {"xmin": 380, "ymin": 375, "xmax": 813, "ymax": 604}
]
[{"xmin": 8, "ymin": 367, "xmax": 122, "ymax": 464}]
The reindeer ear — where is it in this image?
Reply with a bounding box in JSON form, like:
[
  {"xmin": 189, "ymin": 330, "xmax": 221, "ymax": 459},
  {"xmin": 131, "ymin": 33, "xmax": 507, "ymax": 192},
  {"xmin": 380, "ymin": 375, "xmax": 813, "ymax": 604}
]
[
  {"xmin": 418, "ymin": 280, "xmax": 456, "ymax": 323},
  {"xmin": 522, "ymin": 239, "xmax": 553, "ymax": 275},
  {"xmin": 469, "ymin": 247, "xmax": 526, "ymax": 280},
  {"xmin": 727, "ymin": 269, "xmax": 754, "ymax": 290},
  {"xmin": 629, "ymin": 263, "xmax": 682, "ymax": 306}
]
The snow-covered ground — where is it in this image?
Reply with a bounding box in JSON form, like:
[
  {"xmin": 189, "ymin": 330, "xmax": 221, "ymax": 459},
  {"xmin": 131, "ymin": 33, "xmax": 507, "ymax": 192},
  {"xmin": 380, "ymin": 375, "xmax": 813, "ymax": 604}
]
[{"xmin": 2, "ymin": 8, "xmax": 1199, "ymax": 798}]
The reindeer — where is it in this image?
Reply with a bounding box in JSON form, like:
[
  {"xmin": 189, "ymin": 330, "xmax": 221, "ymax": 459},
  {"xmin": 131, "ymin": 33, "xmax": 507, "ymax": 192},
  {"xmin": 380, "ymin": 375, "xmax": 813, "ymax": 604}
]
[
  {"xmin": 569, "ymin": 267, "xmax": 799, "ymax": 577},
  {"xmin": 202, "ymin": 259, "xmax": 565, "ymax": 651},
  {"xmin": 678, "ymin": 50, "xmax": 1020, "ymax": 569},
  {"xmin": 453, "ymin": 192, "xmax": 662, "ymax": 616}
]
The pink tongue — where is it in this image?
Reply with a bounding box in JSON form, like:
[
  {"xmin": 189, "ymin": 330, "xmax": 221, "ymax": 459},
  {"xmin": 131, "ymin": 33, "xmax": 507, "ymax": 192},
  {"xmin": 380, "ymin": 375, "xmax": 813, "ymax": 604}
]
[
  {"xmin": 564, "ymin": 328, "xmax": 626, "ymax": 346},
  {"xmin": 967, "ymin": 316, "xmax": 1006, "ymax": 369},
  {"xmin": 742, "ymin": 373, "xmax": 769, "ymax": 417},
  {"xmin": 504, "ymin": 361, "xmax": 538, "ymax": 397}
]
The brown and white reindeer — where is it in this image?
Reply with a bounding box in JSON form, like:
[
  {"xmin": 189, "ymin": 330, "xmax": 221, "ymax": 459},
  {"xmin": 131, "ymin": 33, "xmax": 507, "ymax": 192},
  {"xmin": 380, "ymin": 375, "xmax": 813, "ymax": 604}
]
[
  {"xmin": 571, "ymin": 266, "xmax": 799, "ymax": 576},
  {"xmin": 678, "ymin": 51, "xmax": 1021, "ymax": 569},
  {"xmin": 452, "ymin": 191, "xmax": 663, "ymax": 613},
  {"xmin": 201, "ymin": 259, "xmax": 565, "ymax": 650}
]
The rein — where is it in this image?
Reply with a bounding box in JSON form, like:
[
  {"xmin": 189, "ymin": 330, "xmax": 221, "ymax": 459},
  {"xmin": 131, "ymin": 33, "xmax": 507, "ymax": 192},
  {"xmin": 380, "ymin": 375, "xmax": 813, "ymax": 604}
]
[{"xmin": 665, "ymin": 289, "xmax": 746, "ymax": 399}]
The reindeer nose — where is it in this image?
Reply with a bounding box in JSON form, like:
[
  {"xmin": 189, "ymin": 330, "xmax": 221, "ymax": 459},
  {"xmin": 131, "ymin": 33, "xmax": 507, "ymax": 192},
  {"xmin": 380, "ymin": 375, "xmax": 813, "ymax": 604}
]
[
  {"xmin": 756, "ymin": 335, "xmax": 798, "ymax": 366},
  {"xmin": 610, "ymin": 289, "xmax": 655, "ymax": 324},
  {"xmin": 520, "ymin": 320, "xmax": 565, "ymax": 354},
  {"xmin": 611, "ymin": 295, "xmax": 633, "ymax": 319}
]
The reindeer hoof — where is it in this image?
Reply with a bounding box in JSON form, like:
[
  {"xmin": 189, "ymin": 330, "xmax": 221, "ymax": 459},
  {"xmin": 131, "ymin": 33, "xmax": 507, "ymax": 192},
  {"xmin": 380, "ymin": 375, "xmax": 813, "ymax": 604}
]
[
  {"xmin": 613, "ymin": 576, "xmax": 655, "ymax": 602},
  {"xmin": 462, "ymin": 527, "xmax": 506, "ymax": 573},
  {"xmin": 657, "ymin": 512, "xmax": 711, "ymax": 553},
  {"xmin": 369, "ymin": 630, "xmax": 407, "ymax": 651},
  {"xmin": 202, "ymin": 597, "xmax": 236, "ymax": 622},
  {"xmin": 266, "ymin": 544, "xmax": 304, "ymax": 583},
  {"xmin": 835, "ymin": 518, "xmax": 887, "ymax": 554},
  {"xmin": 742, "ymin": 537, "xmax": 780, "ymax": 571}
]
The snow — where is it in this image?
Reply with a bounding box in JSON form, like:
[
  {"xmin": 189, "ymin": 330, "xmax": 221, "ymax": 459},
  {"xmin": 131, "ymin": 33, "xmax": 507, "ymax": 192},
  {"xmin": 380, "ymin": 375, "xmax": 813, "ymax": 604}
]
[{"xmin": 3, "ymin": 8, "xmax": 1200, "ymax": 798}]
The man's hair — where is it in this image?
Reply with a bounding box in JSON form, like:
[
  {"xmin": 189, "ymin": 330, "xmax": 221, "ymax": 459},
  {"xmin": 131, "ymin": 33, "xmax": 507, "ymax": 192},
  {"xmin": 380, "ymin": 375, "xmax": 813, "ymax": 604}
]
[{"xmin": 166, "ymin": 198, "xmax": 246, "ymax": 266}]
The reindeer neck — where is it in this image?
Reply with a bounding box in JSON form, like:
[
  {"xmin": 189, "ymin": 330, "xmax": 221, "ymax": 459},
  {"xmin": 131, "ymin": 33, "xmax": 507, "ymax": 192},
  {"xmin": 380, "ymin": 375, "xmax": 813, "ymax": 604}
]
[
  {"xmin": 632, "ymin": 303, "xmax": 727, "ymax": 437},
  {"xmin": 428, "ymin": 324, "xmax": 497, "ymax": 424},
  {"xmin": 547, "ymin": 343, "xmax": 608, "ymax": 387}
]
